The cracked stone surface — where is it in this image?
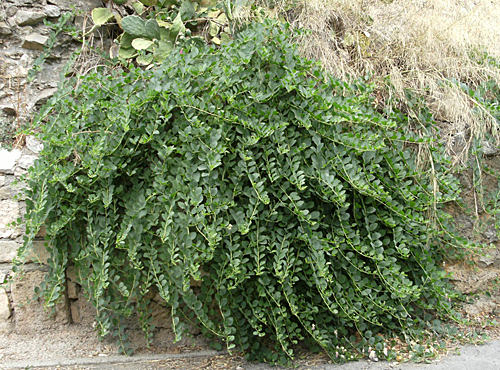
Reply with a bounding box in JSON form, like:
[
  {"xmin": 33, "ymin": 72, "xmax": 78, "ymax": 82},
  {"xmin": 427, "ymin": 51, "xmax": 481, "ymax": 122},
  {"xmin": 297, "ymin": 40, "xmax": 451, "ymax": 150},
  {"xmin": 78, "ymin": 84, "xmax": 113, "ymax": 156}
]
[
  {"xmin": 22, "ymin": 33, "xmax": 49, "ymax": 50},
  {"xmin": 15, "ymin": 10, "xmax": 46, "ymax": 26}
]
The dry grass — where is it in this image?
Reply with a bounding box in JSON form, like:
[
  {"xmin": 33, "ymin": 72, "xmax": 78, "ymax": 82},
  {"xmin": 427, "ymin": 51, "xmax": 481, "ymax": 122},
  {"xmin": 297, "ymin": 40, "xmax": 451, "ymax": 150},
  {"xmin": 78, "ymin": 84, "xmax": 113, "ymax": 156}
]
[{"xmin": 284, "ymin": 0, "xmax": 500, "ymax": 162}]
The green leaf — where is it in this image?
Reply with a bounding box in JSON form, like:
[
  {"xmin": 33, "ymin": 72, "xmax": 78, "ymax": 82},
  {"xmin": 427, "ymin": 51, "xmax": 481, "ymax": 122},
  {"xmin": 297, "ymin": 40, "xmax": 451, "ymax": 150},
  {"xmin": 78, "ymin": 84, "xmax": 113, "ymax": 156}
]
[
  {"xmin": 118, "ymin": 46, "xmax": 137, "ymax": 59},
  {"xmin": 220, "ymin": 32, "xmax": 231, "ymax": 43},
  {"xmin": 119, "ymin": 33, "xmax": 135, "ymax": 48},
  {"xmin": 136, "ymin": 53, "xmax": 154, "ymax": 65},
  {"xmin": 132, "ymin": 2, "xmax": 145, "ymax": 14},
  {"xmin": 179, "ymin": 0, "xmax": 197, "ymax": 21},
  {"xmin": 169, "ymin": 13, "xmax": 185, "ymax": 40},
  {"xmin": 131, "ymin": 38, "xmax": 155, "ymax": 50},
  {"xmin": 121, "ymin": 15, "xmax": 147, "ymax": 37},
  {"xmin": 145, "ymin": 19, "xmax": 161, "ymax": 39},
  {"xmin": 157, "ymin": 20, "xmax": 170, "ymax": 28},
  {"xmin": 156, "ymin": 40, "xmax": 173, "ymax": 60},
  {"xmin": 209, "ymin": 20, "xmax": 220, "ymax": 37},
  {"xmin": 139, "ymin": 0, "xmax": 158, "ymax": 6},
  {"xmin": 91, "ymin": 8, "xmax": 115, "ymax": 26}
]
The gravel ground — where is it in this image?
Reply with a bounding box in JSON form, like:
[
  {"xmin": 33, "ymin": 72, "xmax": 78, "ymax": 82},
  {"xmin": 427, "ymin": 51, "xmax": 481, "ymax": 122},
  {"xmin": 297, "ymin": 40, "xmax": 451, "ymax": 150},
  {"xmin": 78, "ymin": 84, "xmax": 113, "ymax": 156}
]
[{"xmin": 2, "ymin": 341, "xmax": 500, "ymax": 370}]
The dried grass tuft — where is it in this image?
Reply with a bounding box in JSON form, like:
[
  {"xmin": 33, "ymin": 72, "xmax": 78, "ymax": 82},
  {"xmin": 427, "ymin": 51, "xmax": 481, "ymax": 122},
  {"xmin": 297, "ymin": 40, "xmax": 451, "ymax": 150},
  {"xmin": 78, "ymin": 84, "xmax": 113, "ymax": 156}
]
[{"xmin": 287, "ymin": 0, "xmax": 500, "ymax": 160}]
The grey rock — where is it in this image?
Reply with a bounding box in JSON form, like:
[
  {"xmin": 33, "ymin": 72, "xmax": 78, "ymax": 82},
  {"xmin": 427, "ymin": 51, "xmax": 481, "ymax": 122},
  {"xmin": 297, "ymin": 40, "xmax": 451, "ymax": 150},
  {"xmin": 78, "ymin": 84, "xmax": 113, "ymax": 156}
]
[
  {"xmin": 17, "ymin": 155, "xmax": 37, "ymax": 170},
  {"xmin": 25, "ymin": 240, "xmax": 51, "ymax": 264},
  {"xmin": 35, "ymin": 88, "xmax": 58, "ymax": 106},
  {"xmin": 482, "ymin": 140, "xmax": 499, "ymax": 156},
  {"xmin": 0, "ymin": 288, "xmax": 11, "ymax": 321},
  {"xmin": 0, "ymin": 175, "xmax": 4, "ymax": 187},
  {"xmin": 478, "ymin": 249, "xmax": 499, "ymax": 267},
  {"xmin": 0, "ymin": 22, "xmax": 12, "ymax": 36},
  {"xmin": 44, "ymin": 5, "xmax": 61, "ymax": 18},
  {"xmin": 0, "ymin": 240, "xmax": 20, "ymax": 263},
  {"xmin": 15, "ymin": 10, "xmax": 46, "ymax": 26},
  {"xmin": 11, "ymin": 269, "xmax": 70, "ymax": 334},
  {"xmin": 0, "ymin": 187, "xmax": 12, "ymax": 200},
  {"xmin": 70, "ymin": 301, "xmax": 81, "ymax": 323},
  {"xmin": 14, "ymin": 167, "xmax": 28, "ymax": 178},
  {"xmin": 22, "ymin": 33, "xmax": 49, "ymax": 50},
  {"xmin": 48, "ymin": 0, "xmax": 103, "ymax": 12},
  {"xmin": 0, "ymin": 199, "xmax": 21, "ymax": 239},
  {"xmin": 0, "ymin": 270, "xmax": 8, "ymax": 284},
  {"xmin": 26, "ymin": 135, "xmax": 44, "ymax": 154},
  {"xmin": 483, "ymin": 227, "xmax": 499, "ymax": 242},
  {"xmin": 6, "ymin": 6, "xmax": 19, "ymax": 18},
  {"xmin": 0, "ymin": 148, "xmax": 22, "ymax": 174},
  {"xmin": 67, "ymin": 281, "xmax": 78, "ymax": 299},
  {"xmin": 14, "ymin": 0, "xmax": 44, "ymax": 4},
  {"xmin": 36, "ymin": 224, "xmax": 47, "ymax": 238},
  {"xmin": 1, "ymin": 106, "xmax": 17, "ymax": 116},
  {"xmin": 66, "ymin": 266, "xmax": 77, "ymax": 282}
]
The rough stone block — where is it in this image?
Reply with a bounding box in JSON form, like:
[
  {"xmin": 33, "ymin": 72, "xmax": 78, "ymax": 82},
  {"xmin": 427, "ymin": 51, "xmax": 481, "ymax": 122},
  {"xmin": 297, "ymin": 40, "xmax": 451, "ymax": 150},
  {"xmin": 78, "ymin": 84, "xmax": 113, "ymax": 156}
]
[
  {"xmin": 35, "ymin": 88, "xmax": 58, "ymax": 107},
  {"xmin": 6, "ymin": 6, "xmax": 18, "ymax": 18},
  {"xmin": 17, "ymin": 155, "xmax": 37, "ymax": 170},
  {"xmin": 150, "ymin": 300, "xmax": 172, "ymax": 329},
  {"xmin": 0, "ymin": 288, "xmax": 12, "ymax": 334},
  {"xmin": 0, "ymin": 199, "xmax": 21, "ymax": 239},
  {"xmin": 26, "ymin": 135, "xmax": 44, "ymax": 154},
  {"xmin": 0, "ymin": 149, "xmax": 21, "ymax": 174},
  {"xmin": 22, "ymin": 33, "xmax": 49, "ymax": 51},
  {"xmin": 70, "ymin": 301, "xmax": 81, "ymax": 324},
  {"xmin": 44, "ymin": 5, "xmax": 61, "ymax": 18},
  {"xmin": 0, "ymin": 186, "xmax": 12, "ymax": 200},
  {"xmin": 447, "ymin": 264, "xmax": 500, "ymax": 294},
  {"xmin": 0, "ymin": 22, "xmax": 12, "ymax": 36},
  {"xmin": 75, "ymin": 291, "xmax": 97, "ymax": 327},
  {"xmin": 67, "ymin": 281, "xmax": 78, "ymax": 299},
  {"xmin": 0, "ymin": 270, "xmax": 8, "ymax": 285},
  {"xmin": 0, "ymin": 240, "xmax": 20, "ymax": 263},
  {"xmin": 1, "ymin": 106, "xmax": 17, "ymax": 116},
  {"xmin": 0, "ymin": 288, "xmax": 11, "ymax": 320},
  {"xmin": 11, "ymin": 269, "xmax": 70, "ymax": 333},
  {"xmin": 36, "ymin": 224, "xmax": 47, "ymax": 238},
  {"xmin": 66, "ymin": 266, "xmax": 77, "ymax": 282},
  {"xmin": 15, "ymin": 11, "xmax": 46, "ymax": 26},
  {"xmin": 25, "ymin": 240, "xmax": 51, "ymax": 264},
  {"xmin": 47, "ymin": 0, "xmax": 103, "ymax": 12},
  {"xmin": 478, "ymin": 247, "xmax": 500, "ymax": 268}
]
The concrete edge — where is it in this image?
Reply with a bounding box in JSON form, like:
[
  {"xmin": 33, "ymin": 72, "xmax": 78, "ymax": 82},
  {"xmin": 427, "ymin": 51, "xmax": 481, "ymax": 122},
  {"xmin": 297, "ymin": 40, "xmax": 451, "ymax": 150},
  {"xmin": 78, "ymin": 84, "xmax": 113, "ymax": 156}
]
[{"xmin": 0, "ymin": 350, "xmax": 225, "ymax": 370}]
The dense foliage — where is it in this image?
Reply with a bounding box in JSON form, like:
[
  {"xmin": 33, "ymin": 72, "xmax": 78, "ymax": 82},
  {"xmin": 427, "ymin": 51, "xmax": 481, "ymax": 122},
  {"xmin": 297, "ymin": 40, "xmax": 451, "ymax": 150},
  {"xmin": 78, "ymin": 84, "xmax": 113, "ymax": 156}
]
[{"xmin": 20, "ymin": 21, "xmax": 465, "ymax": 362}]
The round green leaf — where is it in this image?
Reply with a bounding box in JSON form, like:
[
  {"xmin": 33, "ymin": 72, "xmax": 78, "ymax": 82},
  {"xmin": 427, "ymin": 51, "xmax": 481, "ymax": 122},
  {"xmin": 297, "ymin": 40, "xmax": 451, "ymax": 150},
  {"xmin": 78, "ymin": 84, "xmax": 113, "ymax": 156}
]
[
  {"xmin": 145, "ymin": 19, "xmax": 161, "ymax": 39},
  {"xmin": 132, "ymin": 2, "xmax": 145, "ymax": 14},
  {"xmin": 131, "ymin": 38, "xmax": 155, "ymax": 50},
  {"xmin": 119, "ymin": 33, "xmax": 135, "ymax": 49},
  {"xmin": 118, "ymin": 46, "xmax": 137, "ymax": 59},
  {"xmin": 91, "ymin": 8, "xmax": 115, "ymax": 26},
  {"xmin": 121, "ymin": 15, "xmax": 147, "ymax": 37},
  {"xmin": 136, "ymin": 53, "xmax": 154, "ymax": 65},
  {"xmin": 169, "ymin": 13, "xmax": 185, "ymax": 40},
  {"xmin": 139, "ymin": 0, "xmax": 158, "ymax": 6}
]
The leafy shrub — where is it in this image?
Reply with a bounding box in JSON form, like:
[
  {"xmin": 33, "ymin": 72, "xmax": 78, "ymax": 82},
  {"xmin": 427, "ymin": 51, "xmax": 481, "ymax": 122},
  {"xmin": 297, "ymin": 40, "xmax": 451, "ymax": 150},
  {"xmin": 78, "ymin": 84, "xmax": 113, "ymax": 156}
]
[
  {"xmin": 20, "ymin": 20, "xmax": 464, "ymax": 362},
  {"xmin": 91, "ymin": 0, "xmax": 230, "ymax": 66}
]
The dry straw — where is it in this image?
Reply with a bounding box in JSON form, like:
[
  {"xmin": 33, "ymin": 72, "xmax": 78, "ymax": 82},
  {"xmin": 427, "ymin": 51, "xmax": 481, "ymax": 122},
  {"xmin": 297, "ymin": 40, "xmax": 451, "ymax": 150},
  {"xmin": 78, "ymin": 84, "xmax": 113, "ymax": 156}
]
[{"xmin": 286, "ymin": 0, "xmax": 500, "ymax": 163}]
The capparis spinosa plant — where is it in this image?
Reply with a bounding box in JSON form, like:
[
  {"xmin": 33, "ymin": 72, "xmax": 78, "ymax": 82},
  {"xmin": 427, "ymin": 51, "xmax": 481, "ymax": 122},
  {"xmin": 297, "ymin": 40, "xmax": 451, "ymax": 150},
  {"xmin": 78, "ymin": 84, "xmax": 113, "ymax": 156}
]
[{"xmin": 18, "ymin": 20, "xmax": 464, "ymax": 363}]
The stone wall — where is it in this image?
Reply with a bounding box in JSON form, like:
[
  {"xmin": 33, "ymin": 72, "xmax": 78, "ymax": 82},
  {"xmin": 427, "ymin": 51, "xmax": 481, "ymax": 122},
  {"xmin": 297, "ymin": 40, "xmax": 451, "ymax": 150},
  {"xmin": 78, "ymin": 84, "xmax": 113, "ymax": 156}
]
[
  {"xmin": 0, "ymin": 0, "xmax": 103, "ymax": 335},
  {"xmin": 0, "ymin": 0, "xmax": 499, "ymax": 339},
  {"xmin": 446, "ymin": 153, "xmax": 500, "ymax": 296}
]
